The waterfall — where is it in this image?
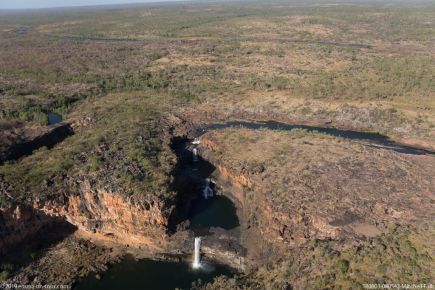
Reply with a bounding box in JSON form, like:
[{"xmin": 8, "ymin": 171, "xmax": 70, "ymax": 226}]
[
  {"xmin": 192, "ymin": 147, "xmax": 199, "ymax": 162},
  {"xmin": 192, "ymin": 237, "xmax": 201, "ymax": 269},
  {"xmin": 203, "ymin": 179, "xmax": 214, "ymax": 200}
]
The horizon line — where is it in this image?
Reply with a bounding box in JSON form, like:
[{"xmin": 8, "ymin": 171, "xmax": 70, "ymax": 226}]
[{"xmin": 0, "ymin": 0, "xmax": 195, "ymax": 11}]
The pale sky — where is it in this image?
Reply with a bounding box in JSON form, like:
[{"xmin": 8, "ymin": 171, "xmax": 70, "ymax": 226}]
[{"xmin": 0, "ymin": 0, "xmax": 187, "ymax": 10}]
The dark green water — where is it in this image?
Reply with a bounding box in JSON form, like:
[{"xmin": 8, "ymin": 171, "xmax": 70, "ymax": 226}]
[
  {"xmin": 74, "ymin": 255, "xmax": 233, "ymax": 290},
  {"xmin": 189, "ymin": 195, "xmax": 239, "ymax": 230}
]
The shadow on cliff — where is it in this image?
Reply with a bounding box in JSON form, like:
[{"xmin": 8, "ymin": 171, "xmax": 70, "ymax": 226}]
[
  {"xmin": 0, "ymin": 123, "xmax": 74, "ymax": 165},
  {"xmin": 167, "ymin": 136, "xmax": 216, "ymax": 234},
  {"xmin": 0, "ymin": 205, "xmax": 77, "ymax": 270}
]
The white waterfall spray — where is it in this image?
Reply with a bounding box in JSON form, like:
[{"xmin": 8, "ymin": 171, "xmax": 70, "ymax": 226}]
[
  {"xmin": 192, "ymin": 237, "xmax": 201, "ymax": 269},
  {"xmin": 192, "ymin": 147, "xmax": 199, "ymax": 162},
  {"xmin": 203, "ymin": 179, "xmax": 214, "ymax": 199}
]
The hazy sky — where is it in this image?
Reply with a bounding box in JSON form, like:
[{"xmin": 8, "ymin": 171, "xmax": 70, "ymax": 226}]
[{"xmin": 0, "ymin": 0, "xmax": 186, "ymax": 9}]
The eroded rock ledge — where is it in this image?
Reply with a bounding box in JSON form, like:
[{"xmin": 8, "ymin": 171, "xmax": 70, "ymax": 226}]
[
  {"xmin": 0, "ymin": 182, "xmax": 170, "ymax": 255},
  {"xmin": 198, "ymin": 128, "xmax": 435, "ymax": 260}
]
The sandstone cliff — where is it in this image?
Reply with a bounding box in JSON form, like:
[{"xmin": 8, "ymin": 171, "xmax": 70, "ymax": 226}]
[
  {"xmin": 0, "ymin": 176, "xmax": 172, "ymax": 255},
  {"xmin": 199, "ymin": 129, "xmax": 435, "ymax": 255}
]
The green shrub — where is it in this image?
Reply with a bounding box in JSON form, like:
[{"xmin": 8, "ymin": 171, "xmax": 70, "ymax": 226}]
[
  {"xmin": 337, "ymin": 259, "xmax": 350, "ymax": 274},
  {"xmin": 0, "ymin": 270, "xmax": 9, "ymax": 282}
]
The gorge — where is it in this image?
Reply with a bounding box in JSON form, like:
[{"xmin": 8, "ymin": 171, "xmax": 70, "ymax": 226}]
[{"xmin": 2, "ymin": 113, "xmax": 433, "ymax": 288}]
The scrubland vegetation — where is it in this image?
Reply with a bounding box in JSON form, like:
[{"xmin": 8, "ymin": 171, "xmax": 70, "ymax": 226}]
[
  {"xmin": 0, "ymin": 91, "xmax": 179, "ymax": 207},
  {"xmin": 199, "ymin": 127, "xmax": 434, "ymax": 289},
  {"xmin": 0, "ymin": 0, "xmax": 434, "ymax": 287},
  {"xmin": 1, "ymin": 1, "xmax": 434, "ymax": 134},
  {"xmin": 197, "ymin": 223, "xmax": 434, "ymax": 289}
]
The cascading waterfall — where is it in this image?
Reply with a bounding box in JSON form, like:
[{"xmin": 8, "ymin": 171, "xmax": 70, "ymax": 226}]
[
  {"xmin": 192, "ymin": 237, "xmax": 202, "ymax": 269},
  {"xmin": 203, "ymin": 179, "xmax": 214, "ymax": 200},
  {"xmin": 192, "ymin": 147, "xmax": 199, "ymax": 162},
  {"xmin": 191, "ymin": 137, "xmax": 211, "ymax": 269}
]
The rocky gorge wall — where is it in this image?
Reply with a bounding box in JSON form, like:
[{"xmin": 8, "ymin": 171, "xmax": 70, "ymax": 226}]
[
  {"xmin": 198, "ymin": 134, "xmax": 364, "ymax": 268},
  {"xmin": 38, "ymin": 188, "xmax": 170, "ymax": 250},
  {"xmin": 198, "ymin": 129, "xmax": 435, "ymax": 264},
  {"xmin": 198, "ymin": 137, "xmax": 291, "ymax": 263},
  {"xmin": 0, "ymin": 205, "xmax": 52, "ymax": 254},
  {"xmin": 200, "ymin": 135, "xmax": 362, "ymax": 251},
  {"xmin": 0, "ymin": 180, "xmax": 172, "ymax": 255}
]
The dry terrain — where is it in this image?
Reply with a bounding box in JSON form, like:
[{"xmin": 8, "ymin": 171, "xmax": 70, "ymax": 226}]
[{"xmin": 0, "ymin": 0, "xmax": 434, "ymax": 288}]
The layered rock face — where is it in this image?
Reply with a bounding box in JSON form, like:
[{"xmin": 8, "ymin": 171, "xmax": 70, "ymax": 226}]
[
  {"xmin": 199, "ymin": 129, "xmax": 435, "ymax": 253},
  {"xmin": 38, "ymin": 189, "xmax": 169, "ymax": 249},
  {"xmin": 0, "ymin": 180, "xmax": 171, "ymax": 254},
  {"xmin": 1, "ymin": 116, "xmax": 177, "ymax": 255}
]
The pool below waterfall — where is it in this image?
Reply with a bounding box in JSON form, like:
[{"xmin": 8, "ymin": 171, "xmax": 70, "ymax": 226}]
[{"xmin": 74, "ymin": 255, "xmax": 233, "ymax": 290}]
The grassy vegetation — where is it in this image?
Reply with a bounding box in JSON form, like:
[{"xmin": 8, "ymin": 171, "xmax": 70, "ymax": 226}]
[
  {"xmin": 0, "ymin": 264, "xmax": 13, "ymax": 283},
  {"xmin": 204, "ymin": 126, "xmax": 434, "ymax": 215},
  {"xmin": 196, "ymin": 223, "xmax": 434, "ymax": 289},
  {"xmin": 0, "ymin": 91, "xmax": 181, "ymax": 207},
  {"xmin": 201, "ymin": 127, "xmax": 434, "ymax": 288},
  {"xmin": 0, "ymin": 1, "xmax": 433, "ymax": 286},
  {"xmin": 0, "ymin": 1, "xmax": 434, "ymax": 137}
]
